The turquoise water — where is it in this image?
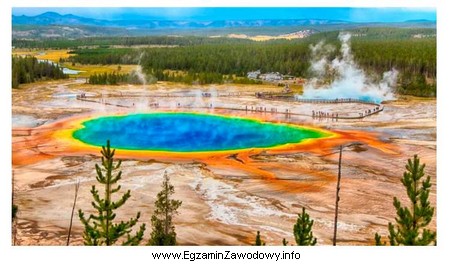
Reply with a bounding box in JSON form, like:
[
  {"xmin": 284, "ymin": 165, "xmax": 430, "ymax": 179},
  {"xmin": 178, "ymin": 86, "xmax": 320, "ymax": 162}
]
[{"xmin": 73, "ymin": 113, "xmax": 327, "ymax": 152}]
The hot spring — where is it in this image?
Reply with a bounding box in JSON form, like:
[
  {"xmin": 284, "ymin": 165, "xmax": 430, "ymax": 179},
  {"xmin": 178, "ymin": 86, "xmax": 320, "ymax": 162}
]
[{"xmin": 72, "ymin": 113, "xmax": 330, "ymax": 152}]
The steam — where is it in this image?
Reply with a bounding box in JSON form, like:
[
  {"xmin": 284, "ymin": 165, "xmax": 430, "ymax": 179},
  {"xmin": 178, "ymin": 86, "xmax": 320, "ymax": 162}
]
[
  {"xmin": 308, "ymin": 41, "xmax": 336, "ymax": 76},
  {"xmin": 133, "ymin": 52, "xmax": 150, "ymax": 112},
  {"xmin": 208, "ymin": 85, "xmax": 219, "ymax": 108},
  {"xmin": 192, "ymin": 89, "xmax": 205, "ymax": 108},
  {"xmin": 133, "ymin": 65, "xmax": 148, "ymax": 85},
  {"xmin": 94, "ymin": 91, "xmax": 107, "ymax": 113},
  {"xmin": 301, "ymin": 32, "xmax": 397, "ymax": 103},
  {"xmin": 131, "ymin": 52, "xmax": 150, "ymax": 86}
]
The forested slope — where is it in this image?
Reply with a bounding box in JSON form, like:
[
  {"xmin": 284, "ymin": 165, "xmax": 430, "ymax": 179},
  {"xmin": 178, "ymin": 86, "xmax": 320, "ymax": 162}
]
[
  {"xmin": 13, "ymin": 28, "xmax": 435, "ymax": 96},
  {"xmin": 12, "ymin": 56, "xmax": 67, "ymax": 88}
]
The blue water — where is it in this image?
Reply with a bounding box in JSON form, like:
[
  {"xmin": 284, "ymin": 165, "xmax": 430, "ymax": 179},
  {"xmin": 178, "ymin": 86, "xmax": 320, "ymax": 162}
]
[
  {"xmin": 72, "ymin": 113, "xmax": 327, "ymax": 152},
  {"xmin": 62, "ymin": 68, "xmax": 82, "ymax": 75},
  {"xmin": 38, "ymin": 59, "xmax": 82, "ymax": 75}
]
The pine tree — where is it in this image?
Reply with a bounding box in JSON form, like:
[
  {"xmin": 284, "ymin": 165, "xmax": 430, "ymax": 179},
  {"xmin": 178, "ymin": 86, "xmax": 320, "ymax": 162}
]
[
  {"xmin": 78, "ymin": 140, "xmax": 145, "ymax": 245},
  {"xmin": 293, "ymin": 207, "xmax": 317, "ymax": 246},
  {"xmin": 12, "ymin": 205, "xmax": 18, "ymax": 221},
  {"xmin": 282, "ymin": 238, "xmax": 288, "ymax": 246},
  {"xmin": 148, "ymin": 171, "xmax": 182, "ymax": 245},
  {"xmin": 374, "ymin": 233, "xmax": 385, "ymax": 246},
  {"xmin": 375, "ymin": 155, "xmax": 436, "ymax": 246},
  {"xmin": 255, "ymin": 231, "xmax": 265, "ymax": 246}
]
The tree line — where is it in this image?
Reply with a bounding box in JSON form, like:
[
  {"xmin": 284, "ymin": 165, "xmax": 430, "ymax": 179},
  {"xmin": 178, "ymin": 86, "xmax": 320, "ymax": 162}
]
[
  {"xmin": 351, "ymin": 38, "xmax": 436, "ymax": 97},
  {"xmin": 65, "ymin": 34, "xmax": 435, "ymax": 96},
  {"xmin": 88, "ymin": 68, "xmax": 263, "ymax": 86},
  {"xmin": 14, "ymin": 42, "xmax": 435, "ymax": 97},
  {"xmin": 152, "ymin": 69, "xmax": 224, "ymax": 85},
  {"xmin": 88, "ymin": 72, "xmax": 131, "ymax": 85},
  {"xmin": 12, "ymin": 56, "xmax": 67, "ymax": 88},
  {"xmin": 12, "ymin": 28, "xmax": 435, "ymax": 49},
  {"xmin": 13, "ymin": 35, "xmax": 253, "ymax": 49},
  {"xmin": 68, "ymin": 42, "xmax": 314, "ymax": 77}
]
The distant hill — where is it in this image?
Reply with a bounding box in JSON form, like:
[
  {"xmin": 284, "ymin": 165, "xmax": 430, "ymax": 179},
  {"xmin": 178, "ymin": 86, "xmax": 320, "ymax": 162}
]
[
  {"xmin": 13, "ymin": 12, "xmax": 352, "ymax": 29},
  {"xmin": 12, "ymin": 12, "xmax": 436, "ymax": 39},
  {"xmin": 13, "ymin": 12, "xmax": 110, "ymax": 27}
]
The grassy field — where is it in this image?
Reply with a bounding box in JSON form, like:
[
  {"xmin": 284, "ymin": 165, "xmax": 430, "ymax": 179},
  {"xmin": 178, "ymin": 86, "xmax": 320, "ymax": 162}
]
[
  {"xmin": 11, "ymin": 48, "xmax": 304, "ymax": 91},
  {"xmin": 12, "ymin": 49, "xmax": 73, "ymax": 62},
  {"xmin": 12, "ymin": 48, "xmax": 138, "ymax": 78},
  {"xmin": 227, "ymin": 33, "xmax": 306, "ymax": 41},
  {"xmin": 60, "ymin": 63, "xmax": 138, "ymax": 78}
]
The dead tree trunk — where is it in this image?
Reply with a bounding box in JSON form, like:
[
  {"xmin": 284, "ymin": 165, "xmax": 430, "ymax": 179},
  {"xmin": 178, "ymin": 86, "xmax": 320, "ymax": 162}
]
[
  {"xmin": 333, "ymin": 145, "xmax": 343, "ymax": 246},
  {"xmin": 12, "ymin": 171, "xmax": 17, "ymax": 246},
  {"xmin": 66, "ymin": 179, "xmax": 80, "ymax": 246}
]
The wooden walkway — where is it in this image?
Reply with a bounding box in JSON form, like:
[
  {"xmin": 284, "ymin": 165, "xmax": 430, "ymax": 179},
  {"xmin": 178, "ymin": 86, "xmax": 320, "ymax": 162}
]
[
  {"xmin": 76, "ymin": 96, "xmax": 383, "ymax": 120},
  {"xmin": 81, "ymin": 92, "xmax": 245, "ymax": 99}
]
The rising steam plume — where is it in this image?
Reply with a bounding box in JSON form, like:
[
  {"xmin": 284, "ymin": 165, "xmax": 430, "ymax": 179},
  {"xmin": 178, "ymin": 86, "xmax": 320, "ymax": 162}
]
[{"xmin": 300, "ymin": 32, "xmax": 397, "ymax": 103}]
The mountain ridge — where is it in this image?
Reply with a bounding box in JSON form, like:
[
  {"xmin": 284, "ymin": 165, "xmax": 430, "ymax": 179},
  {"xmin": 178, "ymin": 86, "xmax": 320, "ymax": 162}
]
[
  {"xmin": 12, "ymin": 12, "xmax": 436, "ymax": 39},
  {"xmin": 11, "ymin": 12, "xmax": 376, "ymax": 29}
]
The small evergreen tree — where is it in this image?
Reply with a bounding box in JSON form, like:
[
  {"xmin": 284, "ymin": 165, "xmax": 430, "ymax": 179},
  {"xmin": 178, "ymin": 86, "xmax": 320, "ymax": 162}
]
[
  {"xmin": 375, "ymin": 155, "xmax": 436, "ymax": 246},
  {"xmin": 282, "ymin": 238, "xmax": 288, "ymax": 246},
  {"xmin": 78, "ymin": 140, "xmax": 145, "ymax": 245},
  {"xmin": 148, "ymin": 171, "xmax": 182, "ymax": 245},
  {"xmin": 294, "ymin": 207, "xmax": 317, "ymax": 246},
  {"xmin": 374, "ymin": 233, "xmax": 385, "ymax": 246},
  {"xmin": 12, "ymin": 204, "xmax": 18, "ymax": 221},
  {"xmin": 255, "ymin": 231, "xmax": 265, "ymax": 246}
]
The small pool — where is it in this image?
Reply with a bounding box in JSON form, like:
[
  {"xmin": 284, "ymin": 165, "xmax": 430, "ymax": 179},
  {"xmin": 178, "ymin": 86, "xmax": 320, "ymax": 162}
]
[
  {"xmin": 62, "ymin": 68, "xmax": 83, "ymax": 75},
  {"xmin": 72, "ymin": 113, "xmax": 330, "ymax": 152},
  {"xmin": 38, "ymin": 59, "xmax": 83, "ymax": 75}
]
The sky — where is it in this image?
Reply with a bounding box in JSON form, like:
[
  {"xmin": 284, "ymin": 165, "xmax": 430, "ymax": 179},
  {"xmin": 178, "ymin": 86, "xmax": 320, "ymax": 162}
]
[{"xmin": 11, "ymin": 7, "xmax": 436, "ymax": 22}]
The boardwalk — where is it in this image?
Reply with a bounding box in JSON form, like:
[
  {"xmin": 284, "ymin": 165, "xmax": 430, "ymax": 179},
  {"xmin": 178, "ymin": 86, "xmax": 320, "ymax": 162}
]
[{"xmin": 76, "ymin": 94, "xmax": 383, "ymax": 120}]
